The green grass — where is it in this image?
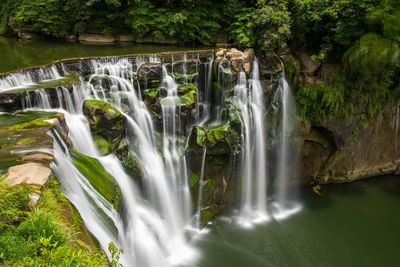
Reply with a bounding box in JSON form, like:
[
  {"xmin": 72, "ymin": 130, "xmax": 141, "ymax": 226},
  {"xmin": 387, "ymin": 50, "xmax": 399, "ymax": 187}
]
[{"xmin": 0, "ymin": 177, "xmax": 107, "ymax": 266}]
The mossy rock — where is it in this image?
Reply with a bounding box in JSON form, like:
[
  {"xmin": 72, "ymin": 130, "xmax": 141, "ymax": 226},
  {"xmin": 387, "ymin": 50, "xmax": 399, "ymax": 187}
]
[
  {"xmin": 82, "ymin": 100, "xmax": 127, "ymax": 154},
  {"xmin": 71, "ymin": 147, "xmax": 121, "ymax": 211}
]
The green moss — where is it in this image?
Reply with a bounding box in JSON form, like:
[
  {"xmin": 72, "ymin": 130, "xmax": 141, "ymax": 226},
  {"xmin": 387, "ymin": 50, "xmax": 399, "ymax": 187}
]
[
  {"xmin": 0, "ymin": 111, "xmax": 57, "ymax": 128},
  {"xmin": 83, "ymin": 100, "xmax": 121, "ymax": 120},
  {"xmin": 71, "ymin": 147, "xmax": 120, "ymax": 211},
  {"xmin": 188, "ymin": 170, "xmax": 200, "ymax": 188},
  {"xmin": 143, "ymin": 88, "xmax": 160, "ymax": 96},
  {"xmin": 93, "ymin": 135, "xmax": 110, "ymax": 156}
]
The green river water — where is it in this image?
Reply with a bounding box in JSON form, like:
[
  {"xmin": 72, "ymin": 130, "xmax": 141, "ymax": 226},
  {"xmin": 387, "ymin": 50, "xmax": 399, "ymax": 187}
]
[
  {"xmin": 1, "ymin": 36, "xmax": 399, "ymax": 267},
  {"xmin": 194, "ymin": 175, "xmax": 400, "ymax": 267},
  {"xmin": 0, "ymin": 36, "xmax": 205, "ymax": 73}
]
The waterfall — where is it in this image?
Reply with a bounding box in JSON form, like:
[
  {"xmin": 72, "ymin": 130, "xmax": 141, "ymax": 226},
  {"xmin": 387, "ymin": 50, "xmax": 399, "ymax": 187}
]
[
  {"xmin": 197, "ymin": 55, "xmax": 214, "ymax": 126},
  {"xmin": 160, "ymin": 66, "xmax": 192, "ymax": 228},
  {"xmin": 234, "ymin": 58, "xmax": 268, "ymax": 225},
  {"xmin": 0, "ymin": 51, "xmax": 304, "ymax": 266},
  {"xmin": 10, "ymin": 57, "xmax": 198, "ymax": 267},
  {"xmin": 195, "ymin": 147, "xmax": 207, "ymax": 229},
  {"xmin": 272, "ymin": 65, "xmax": 302, "ymax": 219}
]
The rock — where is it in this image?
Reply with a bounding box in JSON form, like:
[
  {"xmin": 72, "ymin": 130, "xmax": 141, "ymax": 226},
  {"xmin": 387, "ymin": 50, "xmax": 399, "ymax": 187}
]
[
  {"xmin": 298, "ymin": 51, "xmax": 321, "ymax": 75},
  {"xmin": 216, "ymin": 49, "xmax": 226, "ymax": 57},
  {"xmin": 226, "ymin": 48, "xmax": 244, "ymax": 59},
  {"xmin": 83, "ymin": 100, "xmax": 127, "ymax": 153},
  {"xmin": 299, "ymin": 105, "xmax": 400, "ymax": 184},
  {"xmin": 4, "ymin": 162, "xmax": 51, "ymax": 187},
  {"xmin": 137, "ymin": 63, "xmax": 163, "ymax": 81},
  {"xmin": 18, "ymin": 31, "xmax": 43, "ymax": 40},
  {"xmin": 79, "ymin": 34, "xmax": 116, "ymax": 43},
  {"xmin": 0, "ymin": 93, "xmax": 22, "ymax": 112},
  {"xmin": 137, "ymin": 63, "xmax": 163, "ymax": 90},
  {"xmin": 22, "ymin": 153, "xmax": 54, "ymax": 164},
  {"xmin": 117, "ymin": 35, "xmax": 134, "ymax": 42},
  {"xmin": 65, "ymin": 34, "xmax": 77, "ymax": 41},
  {"xmin": 153, "ymin": 37, "xmax": 178, "ymax": 45},
  {"xmin": 243, "ymin": 48, "xmax": 255, "ymax": 73}
]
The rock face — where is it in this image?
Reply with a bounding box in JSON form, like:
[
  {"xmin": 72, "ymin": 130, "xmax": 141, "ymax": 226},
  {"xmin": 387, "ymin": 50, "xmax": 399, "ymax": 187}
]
[{"xmin": 300, "ymin": 106, "xmax": 400, "ymax": 184}]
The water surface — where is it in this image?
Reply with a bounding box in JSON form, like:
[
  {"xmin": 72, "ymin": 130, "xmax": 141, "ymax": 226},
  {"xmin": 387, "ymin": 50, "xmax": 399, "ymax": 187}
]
[
  {"xmin": 194, "ymin": 175, "xmax": 400, "ymax": 267},
  {"xmin": 0, "ymin": 36, "xmax": 206, "ymax": 73}
]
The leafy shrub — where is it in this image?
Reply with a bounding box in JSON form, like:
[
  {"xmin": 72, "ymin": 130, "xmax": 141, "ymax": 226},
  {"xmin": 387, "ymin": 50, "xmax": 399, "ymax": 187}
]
[
  {"xmin": 254, "ymin": 0, "xmax": 291, "ymax": 52},
  {"xmin": 14, "ymin": 0, "xmax": 71, "ymax": 37},
  {"xmin": 297, "ymin": 84, "xmax": 346, "ymax": 124}
]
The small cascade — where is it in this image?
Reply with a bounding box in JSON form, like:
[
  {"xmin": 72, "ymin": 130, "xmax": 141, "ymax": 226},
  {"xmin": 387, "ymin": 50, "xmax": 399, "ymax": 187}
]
[
  {"xmin": 0, "ymin": 72, "xmax": 35, "ymax": 91},
  {"xmin": 160, "ymin": 66, "xmax": 192, "ymax": 228},
  {"xmin": 272, "ymin": 65, "xmax": 301, "ymax": 219},
  {"xmin": 234, "ymin": 58, "xmax": 268, "ymax": 224},
  {"xmin": 214, "ymin": 58, "xmax": 233, "ymax": 123},
  {"xmin": 38, "ymin": 65, "xmax": 62, "ymax": 81},
  {"xmin": 34, "ymin": 89, "xmax": 52, "ymax": 109},
  {"xmin": 195, "ymin": 146, "xmax": 207, "ymax": 229},
  {"xmin": 197, "ymin": 55, "xmax": 214, "ymax": 126}
]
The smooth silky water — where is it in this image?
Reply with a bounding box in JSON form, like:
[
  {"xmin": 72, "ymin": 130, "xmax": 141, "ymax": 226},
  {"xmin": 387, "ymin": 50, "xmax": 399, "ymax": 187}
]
[{"xmin": 1, "ymin": 39, "xmax": 400, "ymax": 266}]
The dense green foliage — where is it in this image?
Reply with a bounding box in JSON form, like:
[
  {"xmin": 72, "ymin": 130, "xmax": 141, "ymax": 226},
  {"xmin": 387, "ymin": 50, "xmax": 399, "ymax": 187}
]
[{"xmin": 0, "ymin": 177, "xmax": 107, "ymax": 266}]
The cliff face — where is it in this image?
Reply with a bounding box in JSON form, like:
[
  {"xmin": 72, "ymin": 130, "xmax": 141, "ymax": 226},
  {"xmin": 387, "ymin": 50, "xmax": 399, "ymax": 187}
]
[
  {"xmin": 300, "ymin": 106, "xmax": 400, "ymax": 184},
  {"xmin": 286, "ymin": 49, "xmax": 400, "ymax": 185}
]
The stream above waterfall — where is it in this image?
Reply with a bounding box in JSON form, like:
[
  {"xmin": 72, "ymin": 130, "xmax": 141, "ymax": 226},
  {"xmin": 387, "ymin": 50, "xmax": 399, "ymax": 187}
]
[{"xmin": 0, "ymin": 36, "xmax": 206, "ymax": 73}]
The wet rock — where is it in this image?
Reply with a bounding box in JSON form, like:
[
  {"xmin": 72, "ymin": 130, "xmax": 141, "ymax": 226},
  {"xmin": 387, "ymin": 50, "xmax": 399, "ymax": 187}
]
[
  {"xmin": 83, "ymin": 100, "xmax": 127, "ymax": 153},
  {"xmin": 137, "ymin": 63, "xmax": 163, "ymax": 81},
  {"xmin": 0, "ymin": 93, "xmax": 22, "ymax": 112},
  {"xmin": 299, "ymin": 105, "xmax": 400, "ymax": 184},
  {"xmin": 65, "ymin": 34, "xmax": 77, "ymax": 42},
  {"xmin": 137, "ymin": 63, "xmax": 162, "ymax": 90}
]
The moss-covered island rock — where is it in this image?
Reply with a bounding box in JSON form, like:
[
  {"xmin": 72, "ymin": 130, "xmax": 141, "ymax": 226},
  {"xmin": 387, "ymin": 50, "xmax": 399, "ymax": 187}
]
[{"xmin": 82, "ymin": 99, "xmax": 127, "ymax": 155}]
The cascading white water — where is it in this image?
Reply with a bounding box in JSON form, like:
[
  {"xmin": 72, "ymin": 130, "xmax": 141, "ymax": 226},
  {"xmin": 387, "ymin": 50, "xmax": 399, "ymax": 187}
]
[
  {"xmin": 197, "ymin": 55, "xmax": 214, "ymax": 126},
  {"xmin": 0, "ymin": 51, "xmax": 304, "ymax": 266},
  {"xmin": 272, "ymin": 65, "xmax": 302, "ymax": 220},
  {"xmin": 0, "ymin": 72, "xmax": 35, "ymax": 91},
  {"xmin": 195, "ymin": 147, "xmax": 207, "ymax": 229},
  {"xmin": 215, "ymin": 58, "xmax": 233, "ymax": 123},
  {"xmin": 160, "ymin": 66, "xmax": 192, "ymax": 228},
  {"xmin": 234, "ymin": 58, "xmax": 268, "ymax": 224},
  {"xmin": 11, "ymin": 57, "xmax": 198, "ymax": 267}
]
